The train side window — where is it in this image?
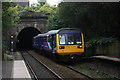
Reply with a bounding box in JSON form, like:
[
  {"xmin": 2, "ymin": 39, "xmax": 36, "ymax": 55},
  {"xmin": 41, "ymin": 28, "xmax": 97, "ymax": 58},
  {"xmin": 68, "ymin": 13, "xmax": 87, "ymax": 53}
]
[
  {"xmin": 42, "ymin": 37, "xmax": 45, "ymax": 42},
  {"xmin": 47, "ymin": 35, "xmax": 52, "ymax": 42},
  {"xmin": 43, "ymin": 38, "xmax": 45, "ymax": 42},
  {"xmin": 53, "ymin": 35, "xmax": 56, "ymax": 44},
  {"xmin": 41, "ymin": 38, "xmax": 43, "ymax": 42},
  {"xmin": 39, "ymin": 38, "xmax": 41, "ymax": 42},
  {"xmin": 43, "ymin": 37, "xmax": 45, "ymax": 42},
  {"xmin": 44, "ymin": 37, "xmax": 47, "ymax": 42}
]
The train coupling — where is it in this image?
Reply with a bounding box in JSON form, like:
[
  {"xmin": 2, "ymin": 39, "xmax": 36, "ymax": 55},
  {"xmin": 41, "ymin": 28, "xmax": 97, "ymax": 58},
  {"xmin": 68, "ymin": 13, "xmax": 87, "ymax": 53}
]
[{"xmin": 70, "ymin": 54, "xmax": 74, "ymax": 59}]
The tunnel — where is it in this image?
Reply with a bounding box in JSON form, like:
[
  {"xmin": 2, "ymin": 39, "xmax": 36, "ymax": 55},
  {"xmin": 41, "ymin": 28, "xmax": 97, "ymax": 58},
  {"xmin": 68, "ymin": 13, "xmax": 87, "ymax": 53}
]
[{"xmin": 17, "ymin": 27, "xmax": 41, "ymax": 50}]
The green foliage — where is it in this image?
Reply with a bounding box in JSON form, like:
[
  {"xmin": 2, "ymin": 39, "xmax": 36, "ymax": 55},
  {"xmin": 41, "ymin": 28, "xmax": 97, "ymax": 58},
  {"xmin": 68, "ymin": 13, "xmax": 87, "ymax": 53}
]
[
  {"xmin": 37, "ymin": 3, "xmax": 56, "ymax": 14},
  {"xmin": 21, "ymin": 2, "xmax": 61, "ymax": 30},
  {"xmin": 22, "ymin": 3, "xmax": 56, "ymax": 14},
  {"xmin": 47, "ymin": 8, "xmax": 64, "ymax": 30},
  {"xmin": 2, "ymin": 37, "xmax": 7, "ymax": 50},
  {"xmin": 20, "ymin": 2, "xmax": 63, "ymax": 30},
  {"xmin": 58, "ymin": 3, "xmax": 89, "ymax": 28},
  {"xmin": 22, "ymin": 5, "xmax": 33, "ymax": 11},
  {"xmin": 85, "ymin": 37, "xmax": 117, "ymax": 48},
  {"xmin": 22, "ymin": 3, "xmax": 43, "ymax": 12},
  {"xmin": 75, "ymin": 63, "xmax": 119, "ymax": 78},
  {"xmin": 4, "ymin": 54, "xmax": 14, "ymax": 61},
  {"xmin": 58, "ymin": 2, "xmax": 120, "ymax": 40},
  {"xmin": 2, "ymin": 2, "xmax": 20, "ymax": 28}
]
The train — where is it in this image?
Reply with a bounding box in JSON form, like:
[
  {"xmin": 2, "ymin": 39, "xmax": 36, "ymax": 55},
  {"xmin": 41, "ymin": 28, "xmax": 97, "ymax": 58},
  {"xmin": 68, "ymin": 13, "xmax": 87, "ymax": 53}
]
[{"xmin": 33, "ymin": 28, "xmax": 84, "ymax": 61}]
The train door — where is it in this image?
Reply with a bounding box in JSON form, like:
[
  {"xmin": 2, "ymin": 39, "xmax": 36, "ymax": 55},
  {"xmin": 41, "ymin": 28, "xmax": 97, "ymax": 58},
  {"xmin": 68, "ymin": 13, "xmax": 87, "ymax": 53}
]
[{"xmin": 52, "ymin": 35, "xmax": 56, "ymax": 53}]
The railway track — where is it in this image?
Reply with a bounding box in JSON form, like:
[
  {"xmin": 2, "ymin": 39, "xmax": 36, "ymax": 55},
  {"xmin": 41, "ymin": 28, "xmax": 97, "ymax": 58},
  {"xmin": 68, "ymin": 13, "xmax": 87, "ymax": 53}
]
[
  {"xmin": 21, "ymin": 51, "xmax": 62, "ymax": 80},
  {"xmin": 68, "ymin": 57, "xmax": 120, "ymax": 79},
  {"xmin": 20, "ymin": 50, "xmax": 120, "ymax": 79},
  {"xmin": 66, "ymin": 66, "xmax": 94, "ymax": 80},
  {"xmin": 21, "ymin": 50, "xmax": 120, "ymax": 80},
  {"xmin": 20, "ymin": 51, "xmax": 97, "ymax": 79},
  {"xmin": 67, "ymin": 65, "xmax": 120, "ymax": 80}
]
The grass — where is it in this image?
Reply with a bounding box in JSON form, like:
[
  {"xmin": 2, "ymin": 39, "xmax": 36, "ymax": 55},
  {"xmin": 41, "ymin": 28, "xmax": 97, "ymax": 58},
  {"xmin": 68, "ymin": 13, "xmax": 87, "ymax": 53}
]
[
  {"xmin": 4, "ymin": 53, "xmax": 14, "ymax": 61},
  {"xmin": 73, "ymin": 64, "xmax": 119, "ymax": 79}
]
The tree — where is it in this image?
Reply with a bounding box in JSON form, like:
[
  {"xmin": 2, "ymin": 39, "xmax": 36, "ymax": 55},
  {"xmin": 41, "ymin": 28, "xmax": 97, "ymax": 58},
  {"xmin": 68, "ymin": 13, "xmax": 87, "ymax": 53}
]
[
  {"xmin": 37, "ymin": 3, "xmax": 56, "ymax": 14},
  {"xmin": 2, "ymin": 2, "xmax": 20, "ymax": 60},
  {"xmin": 47, "ymin": 7, "xmax": 63, "ymax": 30},
  {"xmin": 2, "ymin": 2, "xmax": 20, "ymax": 28},
  {"xmin": 58, "ymin": 2, "xmax": 120, "ymax": 40},
  {"xmin": 22, "ymin": 3, "xmax": 44, "ymax": 12}
]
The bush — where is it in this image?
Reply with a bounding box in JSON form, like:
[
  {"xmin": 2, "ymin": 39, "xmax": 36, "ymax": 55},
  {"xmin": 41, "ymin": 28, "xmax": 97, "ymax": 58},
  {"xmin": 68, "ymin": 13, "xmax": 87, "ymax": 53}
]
[
  {"xmin": 4, "ymin": 53, "xmax": 14, "ymax": 61},
  {"xmin": 85, "ymin": 37, "xmax": 117, "ymax": 56},
  {"xmin": 85, "ymin": 37, "xmax": 117, "ymax": 49}
]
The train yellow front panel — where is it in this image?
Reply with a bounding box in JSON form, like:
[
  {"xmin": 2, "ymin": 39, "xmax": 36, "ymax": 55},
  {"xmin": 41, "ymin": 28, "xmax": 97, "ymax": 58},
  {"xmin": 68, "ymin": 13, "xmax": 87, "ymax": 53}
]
[
  {"xmin": 56, "ymin": 34, "xmax": 84, "ymax": 55},
  {"xmin": 58, "ymin": 45, "xmax": 84, "ymax": 55}
]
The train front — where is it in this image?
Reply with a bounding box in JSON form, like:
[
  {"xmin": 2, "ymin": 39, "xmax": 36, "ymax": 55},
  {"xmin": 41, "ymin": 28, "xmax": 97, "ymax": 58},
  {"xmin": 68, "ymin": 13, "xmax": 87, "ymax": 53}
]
[{"xmin": 56, "ymin": 28, "xmax": 84, "ymax": 56}]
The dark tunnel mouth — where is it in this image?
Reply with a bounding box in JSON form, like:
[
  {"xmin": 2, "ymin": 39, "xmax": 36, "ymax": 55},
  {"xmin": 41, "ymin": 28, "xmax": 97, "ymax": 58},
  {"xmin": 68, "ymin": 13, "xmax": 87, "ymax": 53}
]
[{"xmin": 17, "ymin": 27, "xmax": 41, "ymax": 51}]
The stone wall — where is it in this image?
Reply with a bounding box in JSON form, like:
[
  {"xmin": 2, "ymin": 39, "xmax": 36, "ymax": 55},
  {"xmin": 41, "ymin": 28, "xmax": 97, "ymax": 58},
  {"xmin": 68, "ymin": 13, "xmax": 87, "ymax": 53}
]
[{"xmin": 5, "ymin": 12, "xmax": 49, "ymax": 40}]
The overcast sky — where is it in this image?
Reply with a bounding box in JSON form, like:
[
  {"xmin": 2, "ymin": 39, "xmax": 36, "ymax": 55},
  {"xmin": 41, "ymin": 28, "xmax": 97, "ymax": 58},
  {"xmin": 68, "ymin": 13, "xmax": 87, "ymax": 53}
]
[{"xmin": 29, "ymin": 0, "xmax": 62, "ymax": 6}]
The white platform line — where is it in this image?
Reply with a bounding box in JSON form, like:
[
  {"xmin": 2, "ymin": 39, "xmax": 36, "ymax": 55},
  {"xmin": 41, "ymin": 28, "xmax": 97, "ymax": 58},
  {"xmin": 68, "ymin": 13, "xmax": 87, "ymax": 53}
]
[
  {"xmin": 13, "ymin": 60, "xmax": 32, "ymax": 78},
  {"xmin": 92, "ymin": 56, "xmax": 120, "ymax": 62}
]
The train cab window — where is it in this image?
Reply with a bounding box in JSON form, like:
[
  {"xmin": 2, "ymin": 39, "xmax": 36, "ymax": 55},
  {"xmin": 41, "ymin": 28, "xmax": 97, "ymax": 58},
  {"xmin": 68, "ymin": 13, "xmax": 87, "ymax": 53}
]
[
  {"xmin": 59, "ymin": 34, "xmax": 66, "ymax": 45},
  {"xmin": 59, "ymin": 34, "xmax": 82, "ymax": 45},
  {"xmin": 75, "ymin": 34, "xmax": 82, "ymax": 44},
  {"xmin": 67, "ymin": 34, "xmax": 74, "ymax": 44}
]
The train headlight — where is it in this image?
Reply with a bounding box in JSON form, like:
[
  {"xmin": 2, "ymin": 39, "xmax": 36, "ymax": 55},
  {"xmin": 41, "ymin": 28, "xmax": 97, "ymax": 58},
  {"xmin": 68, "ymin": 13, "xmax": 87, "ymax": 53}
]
[
  {"xmin": 59, "ymin": 46, "xmax": 65, "ymax": 49},
  {"xmin": 77, "ymin": 45, "xmax": 82, "ymax": 48}
]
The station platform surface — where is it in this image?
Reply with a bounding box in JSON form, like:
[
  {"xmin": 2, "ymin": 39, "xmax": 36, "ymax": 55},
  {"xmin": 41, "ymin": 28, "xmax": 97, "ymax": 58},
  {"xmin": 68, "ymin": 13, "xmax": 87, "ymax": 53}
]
[
  {"xmin": 13, "ymin": 60, "xmax": 31, "ymax": 78},
  {"xmin": 2, "ymin": 51, "xmax": 120, "ymax": 79},
  {"xmin": 2, "ymin": 52, "xmax": 32, "ymax": 79},
  {"xmin": 92, "ymin": 55, "xmax": 120, "ymax": 62},
  {"xmin": 2, "ymin": 59, "xmax": 31, "ymax": 79}
]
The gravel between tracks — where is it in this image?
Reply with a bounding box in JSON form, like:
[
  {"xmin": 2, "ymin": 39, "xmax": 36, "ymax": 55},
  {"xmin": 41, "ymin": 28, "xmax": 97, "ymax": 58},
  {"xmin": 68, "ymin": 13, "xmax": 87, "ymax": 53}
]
[
  {"xmin": 28, "ymin": 51, "xmax": 89, "ymax": 79},
  {"xmin": 22, "ymin": 52, "xmax": 59, "ymax": 78},
  {"xmin": 84, "ymin": 58, "xmax": 119, "ymax": 78},
  {"xmin": 72, "ymin": 57, "xmax": 120, "ymax": 78}
]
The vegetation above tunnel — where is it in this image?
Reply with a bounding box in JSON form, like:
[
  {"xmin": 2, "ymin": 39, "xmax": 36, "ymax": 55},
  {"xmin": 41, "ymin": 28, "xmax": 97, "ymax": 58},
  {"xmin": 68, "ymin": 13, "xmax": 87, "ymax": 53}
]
[
  {"xmin": 2, "ymin": 2, "xmax": 20, "ymax": 28},
  {"xmin": 2, "ymin": 2, "xmax": 120, "ymax": 58},
  {"xmin": 2, "ymin": 2, "xmax": 120, "ymax": 40}
]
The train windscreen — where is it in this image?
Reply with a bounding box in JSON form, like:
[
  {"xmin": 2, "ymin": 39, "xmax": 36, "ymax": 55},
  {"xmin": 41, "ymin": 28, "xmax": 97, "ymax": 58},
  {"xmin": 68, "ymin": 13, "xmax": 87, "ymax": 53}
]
[{"xmin": 59, "ymin": 34, "xmax": 82, "ymax": 45}]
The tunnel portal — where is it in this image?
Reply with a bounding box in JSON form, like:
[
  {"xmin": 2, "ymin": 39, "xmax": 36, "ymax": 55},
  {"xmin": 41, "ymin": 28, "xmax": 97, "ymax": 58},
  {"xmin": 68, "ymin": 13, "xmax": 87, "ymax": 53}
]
[{"xmin": 17, "ymin": 27, "xmax": 41, "ymax": 50}]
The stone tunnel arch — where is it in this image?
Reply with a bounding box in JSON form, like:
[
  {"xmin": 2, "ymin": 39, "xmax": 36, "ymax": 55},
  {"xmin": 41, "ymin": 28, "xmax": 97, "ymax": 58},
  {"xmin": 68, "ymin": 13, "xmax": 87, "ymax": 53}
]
[{"xmin": 17, "ymin": 27, "xmax": 41, "ymax": 50}]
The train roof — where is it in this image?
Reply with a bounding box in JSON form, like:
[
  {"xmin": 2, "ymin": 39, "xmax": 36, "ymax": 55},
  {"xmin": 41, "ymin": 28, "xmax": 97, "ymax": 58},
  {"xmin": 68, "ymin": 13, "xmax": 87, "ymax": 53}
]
[
  {"xmin": 58, "ymin": 28, "xmax": 82, "ymax": 33},
  {"xmin": 34, "ymin": 28, "xmax": 82, "ymax": 38},
  {"xmin": 47, "ymin": 30, "xmax": 59, "ymax": 34}
]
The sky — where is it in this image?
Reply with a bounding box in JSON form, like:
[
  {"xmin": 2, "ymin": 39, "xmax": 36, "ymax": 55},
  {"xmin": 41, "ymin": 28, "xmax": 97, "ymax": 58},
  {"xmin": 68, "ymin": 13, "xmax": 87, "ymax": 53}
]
[
  {"xmin": 29, "ymin": 0, "xmax": 38, "ymax": 6},
  {"xmin": 29, "ymin": 0, "xmax": 62, "ymax": 6},
  {"xmin": 47, "ymin": 0, "xmax": 62, "ymax": 5}
]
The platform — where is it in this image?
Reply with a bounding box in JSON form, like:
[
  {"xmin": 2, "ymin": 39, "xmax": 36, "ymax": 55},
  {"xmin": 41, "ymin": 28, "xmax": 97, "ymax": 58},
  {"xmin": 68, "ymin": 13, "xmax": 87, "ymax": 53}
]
[
  {"xmin": 92, "ymin": 55, "xmax": 120, "ymax": 62},
  {"xmin": 2, "ymin": 60, "xmax": 31, "ymax": 79},
  {"xmin": 13, "ymin": 60, "xmax": 31, "ymax": 78}
]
